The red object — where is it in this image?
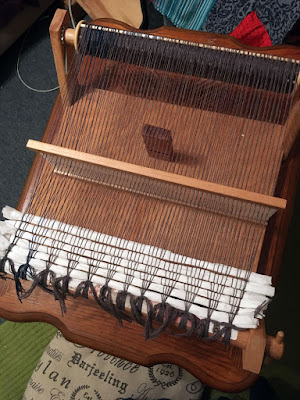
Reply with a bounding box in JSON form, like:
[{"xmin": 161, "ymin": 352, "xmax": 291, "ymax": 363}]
[{"xmin": 230, "ymin": 11, "xmax": 272, "ymax": 47}]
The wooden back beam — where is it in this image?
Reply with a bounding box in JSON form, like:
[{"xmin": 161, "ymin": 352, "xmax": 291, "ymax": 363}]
[{"xmin": 64, "ymin": 19, "xmax": 300, "ymax": 60}]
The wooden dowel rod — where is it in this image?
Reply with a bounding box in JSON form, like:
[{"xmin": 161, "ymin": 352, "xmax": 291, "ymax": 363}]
[
  {"xmin": 65, "ymin": 21, "xmax": 84, "ymax": 51},
  {"xmin": 27, "ymin": 140, "xmax": 286, "ymax": 210},
  {"xmin": 64, "ymin": 28, "xmax": 75, "ymax": 46},
  {"xmin": 63, "ymin": 20, "xmax": 300, "ymax": 61}
]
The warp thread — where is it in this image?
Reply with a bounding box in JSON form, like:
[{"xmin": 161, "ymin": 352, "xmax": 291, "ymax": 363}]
[
  {"xmin": 2, "ymin": 252, "xmax": 244, "ymax": 343},
  {"xmin": 52, "ymin": 274, "xmax": 71, "ymax": 315},
  {"xmin": 115, "ymin": 290, "xmax": 133, "ymax": 323},
  {"xmin": 149, "ymin": 301, "xmax": 175, "ymax": 339},
  {"xmin": 171, "ymin": 309, "xmax": 198, "ymax": 337},
  {"xmin": 98, "ymin": 283, "xmax": 124, "ymax": 324},
  {"xmin": 0, "ymin": 243, "xmax": 15, "ymax": 275},
  {"xmin": 17, "ymin": 249, "xmax": 34, "ymax": 280},
  {"xmin": 0, "ymin": 243, "xmax": 24, "ymax": 300}
]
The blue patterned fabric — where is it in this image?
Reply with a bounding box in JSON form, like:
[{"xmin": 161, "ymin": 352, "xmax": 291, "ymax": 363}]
[
  {"xmin": 152, "ymin": 0, "xmax": 217, "ymax": 30},
  {"xmin": 152, "ymin": 0, "xmax": 300, "ymax": 45},
  {"xmin": 202, "ymin": 0, "xmax": 300, "ymax": 45}
]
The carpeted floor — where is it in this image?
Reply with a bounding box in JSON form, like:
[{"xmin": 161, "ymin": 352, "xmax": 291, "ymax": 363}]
[
  {"xmin": 0, "ymin": 4, "xmax": 299, "ymax": 400},
  {"xmin": 0, "ymin": 322, "xmax": 57, "ymax": 400},
  {"xmin": 0, "ymin": 9, "xmax": 58, "ymax": 215}
]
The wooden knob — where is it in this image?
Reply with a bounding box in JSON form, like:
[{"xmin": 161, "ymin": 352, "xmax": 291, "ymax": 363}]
[
  {"xmin": 265, "ymin": 331, "xmax": 285, "ymax": 362},
  {"xmin": 275, "ymin": 331, "xmax": 284, "ymax": 345},
  {"xmin": 64, "ymin": 20, "xmax": 85, "ymax": 52}
]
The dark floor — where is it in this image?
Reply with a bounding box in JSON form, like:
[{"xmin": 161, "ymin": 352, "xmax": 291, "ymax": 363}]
[
  {"xmin": 0, "ymin": 12, "xmax": 58, "ymax": 214},
  {"xmin": 0, "ymin": 4, "xmax": 299, "ymax": 399}
]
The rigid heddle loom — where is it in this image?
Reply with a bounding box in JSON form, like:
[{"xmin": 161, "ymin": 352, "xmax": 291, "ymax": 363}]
[{"xmin": 0, "ymin": 9, "xmax": 300, "ymax": 391}]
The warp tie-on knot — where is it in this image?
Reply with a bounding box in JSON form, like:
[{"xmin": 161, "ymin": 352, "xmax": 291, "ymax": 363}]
[
  {"xmin": 130, "ymin": 295, "xmax": 154, "ymax": 339},
  {"xmin": 146, "ymin": 301, "xmax": 175, "ymax": 339},
  {"xmin": 98, "ymin": 283, "xmax": 124, "ymax": 324},
  {"xmin": 74, "ymin": 280, "xmax": 99, "ymax": 303},
  {"xmin": 17, "ymin": 250, "xmax": 34, "ymax": 280},
  {"xmin": 0, "ymin": 243, "xmax": 24, "ymax": 300},
  {"xmin": 115, "ymin": 290, "xmax": 133, "ymax": 323},
  {"xmin": 204, "ymin": 322, "xmax": 232, "ymax": 345},
  {"xmin": 169, "ymin": 309, "xmax": 197, "ymax": 337},
  {"xmin": 19, "ymin": 268, "xmax": 53, "ymax": 300},
  {"xmin": 52, "ymin": 274, "xmax": 71, "ymax": 315},
  {"xmin": 0, "ymin": 243, "xmax": 15, "ymax": 274},
  {"xmin": 196, "ymin": 319, "xmax": 246, "ymax": 345},
  {"xmin": 196, "ymin": 317, "xmax": 210, "ymax": 339}
]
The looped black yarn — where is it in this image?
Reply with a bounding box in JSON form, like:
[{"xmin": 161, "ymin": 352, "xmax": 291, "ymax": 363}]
[
  {"xmin": 17, "ymin": 263, "xmax": 34, "ymax": 280},
  {"xmin": 74, "ymin": 280, "xmax": 99, "ymax": 302},
  {"xmin": 0, "ymin": 244, "xmax": 24, "ymax": 300},
  {"xmin": 155, "ymin": 301, "xmax": 167, "ymax": 323},
  {"xmin": 130, "ymin": 295, "xmax": 145, "ymax": 326},
  {"xmin": 116, "ymin": 290, "xmax": 127, "ymax": 310},
  {"xmin": 204, "ymin": 322, "xmax": 234, "ymax": 345},
  {"xmin": 222, "ymin": 326, "xmax": 232, "ymax": 345},
  {"xmin": 52, "ymin": 275, "xmax": 71, "ymax": 315},
  {"xmin": 0, "ymin": 254, "xmax": 14, "ymax": 276},
  {"xmin": 170, "ymin": 309, "xmax": 197, "ymax": 337},
  {"xmin": 20, "ymin": 269, "xmax": 53, "ymax": 300},
  {"xmin": 0, "ymin": 243, "xmax": 15, "ymax": 274},
  {"xmin": 147, "ymin": 301, "xmax": 175, "ymax": 339},
  {"xmin": 99, "ymin": 284, "xmax": 122, "ymax": 323},
  {"xmin": 130, "ymin": 295, "xmax": 154, "ymax": 339},
  {"xmin": 10, "ymin": 260, "xmax": 24, "ymax": 301},
  {"xmin": 99, "ymin": 284, "xmax": 113, "ymax": 309},
  {"xmin": 115, "ymin": 290, "xmax": 133, "ymax": 323},
  {"xmin": 196, "ymin": 317, "xmax": 210, "ymax": 339},
  {"xmin": 17, "ymin": 250, "xmax": 34, "ymax": 280},
  {"xmin": 42, "ymin": 268, "xmax": 52, "ymax": 287}
]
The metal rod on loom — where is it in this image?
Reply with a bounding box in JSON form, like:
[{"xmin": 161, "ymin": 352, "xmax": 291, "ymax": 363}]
[{"xmin": 64, "ymin": 23, "xmax": 300, "ymax": 62}]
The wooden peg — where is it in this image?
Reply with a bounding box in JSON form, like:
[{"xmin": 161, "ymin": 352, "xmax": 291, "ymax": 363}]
[{"xmin": 264, "ymin": 330, "xmax": 285, "ymax": 364}]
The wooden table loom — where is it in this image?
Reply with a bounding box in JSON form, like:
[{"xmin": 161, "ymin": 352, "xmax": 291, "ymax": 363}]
[{"xmin": 0, "ymin": 9, "xmax": 299, "ymax": 392}]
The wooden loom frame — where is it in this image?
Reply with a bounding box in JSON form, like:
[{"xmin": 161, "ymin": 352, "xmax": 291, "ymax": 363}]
[{"xmin": 0, "ymin": 9, "xmax": 299, "ymax": 392}]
